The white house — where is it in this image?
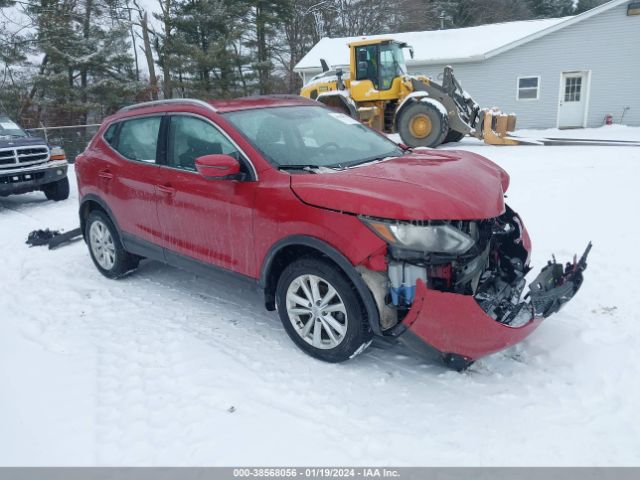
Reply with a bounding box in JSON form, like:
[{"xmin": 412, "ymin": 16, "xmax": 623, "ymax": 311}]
[{"xmin": 294, "ymin": 0, "xmax": 640, "ymax": 129}]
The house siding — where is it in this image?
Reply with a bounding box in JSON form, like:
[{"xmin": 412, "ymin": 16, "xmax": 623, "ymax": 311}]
[{"xmin": 411, "ymin": 2, "xmax": 640, "ymax": 128}]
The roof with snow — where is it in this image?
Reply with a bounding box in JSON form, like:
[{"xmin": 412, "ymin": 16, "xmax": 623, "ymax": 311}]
[
  {"xmin": 295, "ymin": 17, "xmax": 568, "ymax": 72},
  {"xmin": 294, "ymin": 0, "xmax": 629, "ymax": 72}
]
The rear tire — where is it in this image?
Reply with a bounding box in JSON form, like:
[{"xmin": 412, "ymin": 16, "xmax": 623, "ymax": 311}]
[
  {"xmin": 276, "ymin": 258, "xmax": 372, "ymax": 363},
  {"xmin": 397, "ymin": 101, "xmax": 449, "ymax": 148},
  {"xmin": 42, "ymin": 176, "xmax": 70, "ymax": 201},
  {"xmin": 443, "ymin": 129, "xmax": 466, "ymax": 144},
  {"xmin": 85, "ymin": 210, "xmax": 139, "ymax": 279}
]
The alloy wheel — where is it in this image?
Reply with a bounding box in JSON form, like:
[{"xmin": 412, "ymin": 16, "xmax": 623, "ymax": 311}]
[
  {"xmin": 89, "ymin": 220, "xmax": 116, "ymax": 270},
  {"xmin": 285, "ymin": 274, "xmax": 348, "ymax": 349}
]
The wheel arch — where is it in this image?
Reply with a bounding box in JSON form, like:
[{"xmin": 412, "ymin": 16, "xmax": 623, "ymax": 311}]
[
  {"xmin": 79, "ymin": 194, "xmax": 120, "ymax": 240},
  {"xmin": 260, "ymin": 235, "xmax": 382, "ymax": 335}
]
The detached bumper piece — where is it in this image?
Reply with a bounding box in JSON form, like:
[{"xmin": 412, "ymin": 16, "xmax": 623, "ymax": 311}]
[
  {"xmin": 526, "ymin": 242, "xmax": 592, "ymax": 318},
  {"xmin": 26, "ymin": 227, "xmax": 83, "ymax": 249},
  {"xmin": 399, "ymin": 242, "xmax": 591, "ymax": 368}
]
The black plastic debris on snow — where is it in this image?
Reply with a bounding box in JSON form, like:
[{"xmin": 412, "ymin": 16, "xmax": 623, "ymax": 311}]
[
  {"xmin": 26, "ymin": 229, "xmax": 60, "ymax": 247},
  {"xmin": 26, "ymin": 227, "xmax": 82, "ymax": 249}
]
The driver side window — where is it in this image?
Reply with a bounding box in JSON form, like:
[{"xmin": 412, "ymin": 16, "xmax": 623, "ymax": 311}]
[
  {"xmin": 167, "ymin": 115, "xmax": 239, "ymax": 171},
  {"xmin": 355, "ymin": 45, "xmax": 378, "ymax": 89}
]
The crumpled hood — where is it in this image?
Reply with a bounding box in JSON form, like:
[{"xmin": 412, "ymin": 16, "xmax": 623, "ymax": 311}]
[{"xmin": 290, "ymin": 150, "xmax": 509, "ymax": 220}]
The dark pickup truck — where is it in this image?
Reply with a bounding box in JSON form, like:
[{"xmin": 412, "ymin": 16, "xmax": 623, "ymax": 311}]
[{"xmin": 0, "ymin": 114, "xmax": 69, "ymax": 201}]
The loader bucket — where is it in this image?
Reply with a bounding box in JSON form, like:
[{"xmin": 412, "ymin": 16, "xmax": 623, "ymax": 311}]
[{"xmin": 480, "ymin": 109, "xmax": 520, "ymax": 146}]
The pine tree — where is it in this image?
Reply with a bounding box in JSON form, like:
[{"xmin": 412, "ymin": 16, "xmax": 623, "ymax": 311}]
[
  {"xmin": 527, "ymin": 0, "xmax": 574, "ymax": 18},
  {"xmin": 154, "ymin": 0, "xmax": 180, "ymax": 98},
  {"xmin": 575, "ymin": 0, "xmax": 607, "ymax": 14},
  {"xmin": 24, "ymin": 0, "xmax": 139, "ymax": 124},
  {"xmin": 172, "ymin": 0, "xmax": 251, "ymax": 97},
  {"xmin": 250, "ymin": 0, "xmax": 292, "ymax": 94}
]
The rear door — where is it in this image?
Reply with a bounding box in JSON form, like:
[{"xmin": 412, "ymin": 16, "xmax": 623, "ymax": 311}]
[
  {"xmin": 155, "ymin": 113, "xmax": 257, "ymax": 277},
  {"xmin": 103, "ymin": 115, "xmax": 165, "ymax": 249}
]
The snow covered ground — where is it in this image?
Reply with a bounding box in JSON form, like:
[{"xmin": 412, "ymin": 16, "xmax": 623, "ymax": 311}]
[{"xmin": 1, "ymin": 125, "xmax": 639, "ymax": 466}]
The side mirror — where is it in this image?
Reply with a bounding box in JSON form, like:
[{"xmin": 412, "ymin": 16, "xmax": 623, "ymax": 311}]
[
  {"xmin": 195, "ymin": 154, "xmax": 242, "ymax": 180},
  {"xmin": 409, "ymin": 47, "xmax": 414, "ymax": 59}
]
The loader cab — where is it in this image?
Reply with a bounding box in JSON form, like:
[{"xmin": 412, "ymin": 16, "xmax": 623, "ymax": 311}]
[{"xmin": 350, "ymin": 40, "xmax": 409, "ymax": 98}]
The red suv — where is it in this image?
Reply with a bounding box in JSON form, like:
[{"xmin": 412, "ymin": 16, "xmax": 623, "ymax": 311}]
[{"xmin": 75, "ymin": 96, "xmax": 588, "ymax": 369}]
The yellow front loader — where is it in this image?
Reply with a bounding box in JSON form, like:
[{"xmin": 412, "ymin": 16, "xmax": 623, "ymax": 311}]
[{"xmin": 300, "ymin": 38, "xmax": 517, "ymax": 148}]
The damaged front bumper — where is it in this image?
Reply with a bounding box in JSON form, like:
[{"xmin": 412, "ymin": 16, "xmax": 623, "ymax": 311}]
[
  {"xmin": 401, "ymin": 281, "xmax": 542, "ymax": 365},
  {"xmin": 396, "ymin": 242, "xmax": 591, "ymax": 366},
  {"xmin": 364, "ymin": 206, "xmax": 592, "ymax": 367}
]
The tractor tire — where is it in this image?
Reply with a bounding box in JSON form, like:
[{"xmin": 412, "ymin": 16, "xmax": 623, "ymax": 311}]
[
  {"xmin": 397, "ymin": 101, "xmax": 449, "ymax": 148},
  {"xmin": 443, "ymin": 129, "xmax": 466, "ymax": 144}
]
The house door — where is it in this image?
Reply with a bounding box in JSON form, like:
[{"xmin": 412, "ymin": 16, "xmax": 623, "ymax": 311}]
[{"xmin": 558, "ymin": 72, "xmax": 588, "ymax": 128}]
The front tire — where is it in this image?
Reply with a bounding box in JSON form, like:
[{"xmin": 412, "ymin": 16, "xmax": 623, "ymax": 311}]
[
  {"xmin": 276, "ymin": 258, "xmax": 372, "ymax": 363},
  {"xmin": 42, "ymin": 176, "xmax": 70, "ymax": 201},
  {"xmin": 397, "ymin": 101, "xmax": 449, "ymax": 148},
  {"xmin": 86, "ymin": 210, "xmax": 139, "ymax": 279}
]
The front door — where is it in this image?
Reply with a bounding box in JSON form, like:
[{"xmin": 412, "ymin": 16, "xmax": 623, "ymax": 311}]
[
  {"xmin": 352, "ymin": 44, "xmax": 381, "ymax": 101},
  {"xmin": 558, "ymin": 72, "xmax": 588, "ymax": 128},
  {"xmin": 155, "ymin": 114, "xmax": 257, "ymax": 277}
]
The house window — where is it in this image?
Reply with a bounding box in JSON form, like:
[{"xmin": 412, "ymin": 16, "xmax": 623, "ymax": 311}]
[
  {"xmin": 564, "ymin": 76, "xmax": 582, "ymax": 102},
  {"xmin": 517, "ymin": 76, "xmax": 540, "ymax": 100}
]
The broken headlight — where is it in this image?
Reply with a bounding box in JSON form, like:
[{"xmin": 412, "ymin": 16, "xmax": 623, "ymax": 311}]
[{"xmin": 361, "ymin": 217, "xmax": 475, "ymax": 254}]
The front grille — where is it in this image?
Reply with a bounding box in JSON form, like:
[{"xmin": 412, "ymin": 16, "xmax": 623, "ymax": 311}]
[
  {"xmin": 0, "ymin": 145, "xmax": 50, "ymax": 170},
  {"xmin": 0, "ymin": 150, "xmax": 14, "ymax": 165}
]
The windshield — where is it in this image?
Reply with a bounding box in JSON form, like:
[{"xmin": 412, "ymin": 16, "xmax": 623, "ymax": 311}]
[
  {"xmin": 224, "ymin": 106, "xmax": 403, "ymax": 169},
  {"xmin": 0, "ymin": 116, "xmax": 28, "ymax": 138},
  {"xmin": 379, "ymin": 43, "xmax": 407, "ymax": 90}
]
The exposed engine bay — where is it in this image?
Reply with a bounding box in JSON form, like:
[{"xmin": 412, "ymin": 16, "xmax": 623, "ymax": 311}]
[{"xmin": 360, "ymin": 206, "xmax": 590, "ymax": 332}]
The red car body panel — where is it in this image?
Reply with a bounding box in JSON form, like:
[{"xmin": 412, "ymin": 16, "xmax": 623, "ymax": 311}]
[
  {"xmin": 209, "ymin": 95, "xmax": 320, "ymax": 113},
  {"xmin": 76, "ymin": 139, "xmax": 165, "ymax": 246},
  {"xmin": 251, "ymin": 170, "xmax": 388, "ymax": 278},
  {"xmin": 290, "ymin": 151, "xmax": 508, "ymax": 220},
  {"xmin": 154, "ymin": 166, "xmax": 258, "ymax": 275},
  {"xmin": 404, "ymin": 280, "xmax": 543, "ymax": 360},
  {"xmin": 75, "ymin": 96, "xmax": 575, "ymax": 365}
]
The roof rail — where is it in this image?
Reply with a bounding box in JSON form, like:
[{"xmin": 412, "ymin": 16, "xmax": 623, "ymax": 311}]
[{"xmin": 119, "ymin": 98, "xmax": 218, "ymax": 113}]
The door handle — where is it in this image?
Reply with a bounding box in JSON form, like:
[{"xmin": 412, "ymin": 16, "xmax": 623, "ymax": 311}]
[
  {"xmin": 157, "ymin": 184, "xmax": 176, "ymax": 196},
  {"xmin": 98, "ymin": 169, "xmax": 113, "ymax": 180}
]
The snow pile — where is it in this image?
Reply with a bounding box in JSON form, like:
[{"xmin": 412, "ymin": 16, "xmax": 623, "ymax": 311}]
[
  {"xmin": 295, "ymin": 17, "xmax": 570, "ymax": 72},
  {"xmin": 1, "ymin": 126, "xmax": 640, "ymax": 466}
]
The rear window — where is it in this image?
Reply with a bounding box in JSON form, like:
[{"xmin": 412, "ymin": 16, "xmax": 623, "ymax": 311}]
[
  {"xmin": 103, "ymin": 123, "xmax": 118, "ymax": 146},
  {"xmin": 108, "ymin": 116, "xmax": 162, "ymax": 162}
]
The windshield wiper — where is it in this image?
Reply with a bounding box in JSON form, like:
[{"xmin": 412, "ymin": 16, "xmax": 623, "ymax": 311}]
[
  {"xmin": 278, "ymin": 164, "xmax": 319, "ymax": 171},
  {"xmin": 278, "ymin": 164, "xmax": 342, "ymax": 172}
]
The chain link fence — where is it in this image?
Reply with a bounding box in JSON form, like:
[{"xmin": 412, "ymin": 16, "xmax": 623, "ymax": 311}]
[{"xmin": 25, "ymin": 124, "xmax": 101, "ymax": 163}]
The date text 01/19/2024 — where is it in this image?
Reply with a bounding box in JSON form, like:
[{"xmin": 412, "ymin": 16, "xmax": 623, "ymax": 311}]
[{"xmin": 232, "ymin": 468, "xmax": 401, "ymax": 478}]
